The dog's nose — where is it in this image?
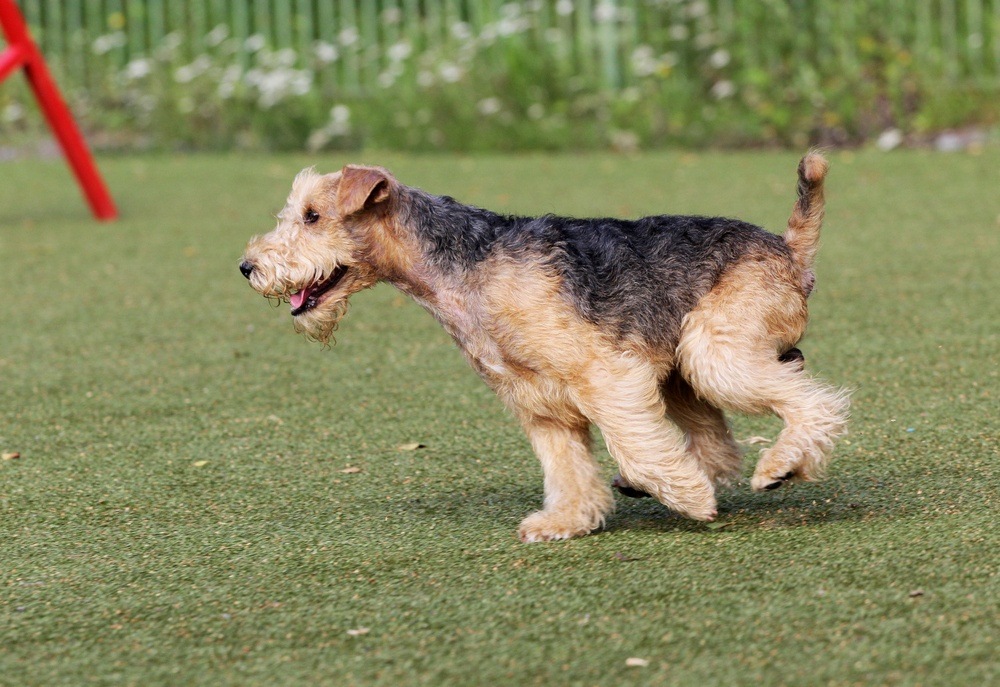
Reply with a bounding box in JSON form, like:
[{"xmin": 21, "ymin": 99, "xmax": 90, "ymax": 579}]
[{"xmin": 239, "ymin": 261, "xmax": 254, "ymax": 279}]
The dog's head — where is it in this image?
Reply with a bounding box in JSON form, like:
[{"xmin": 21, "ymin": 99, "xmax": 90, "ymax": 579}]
[{"xmin": 239, "ymin": 164, "xmax": 396, "ymax": 343}]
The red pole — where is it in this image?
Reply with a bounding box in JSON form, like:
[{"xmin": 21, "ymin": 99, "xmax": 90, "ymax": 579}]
[
  {"xmin": 0, "ymin": 42, "xmax": 26, "ymax": 81},
  {"xmin": 0, "ymin": 0, "xmax": 117, "ymax": 220}
]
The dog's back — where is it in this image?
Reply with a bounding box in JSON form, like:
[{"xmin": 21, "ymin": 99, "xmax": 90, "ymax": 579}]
[{"xmin": 405, "ymin": 188, "xmax": 796, "ymax": 350}]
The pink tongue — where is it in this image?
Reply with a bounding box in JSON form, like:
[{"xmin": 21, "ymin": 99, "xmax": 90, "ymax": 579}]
[{"xmin": 290, "ymin": 287, "xmax": 312, "ymax": 310}]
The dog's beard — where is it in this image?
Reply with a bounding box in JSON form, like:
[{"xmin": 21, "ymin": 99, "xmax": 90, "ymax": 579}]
[{"xmin": 292, "ymin": 297, "xmax": 350, "ymax": 345}]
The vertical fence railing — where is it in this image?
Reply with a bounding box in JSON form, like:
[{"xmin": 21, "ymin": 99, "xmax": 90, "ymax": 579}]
[{"xmin": 9, "ymin": 0, "xmax": 1000, "ymax": 94}]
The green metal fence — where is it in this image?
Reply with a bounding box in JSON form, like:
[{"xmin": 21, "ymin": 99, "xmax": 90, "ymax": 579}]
[{"xmin": 13, "ymin": 0, "xmax": 1000, "ymax": 94}]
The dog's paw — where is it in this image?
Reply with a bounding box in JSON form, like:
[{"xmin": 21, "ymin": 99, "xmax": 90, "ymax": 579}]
[
  {"xmin": 751, "ymin": 470, "xmax": 796, "ymax": 492},
  {"xmin": 671, "ymin": 499, "xmax": 718, "ymax": 522},
  {"xmin": 517, "ymin": 510, "xmax": 599, "ymax": 543},
  {"xmin": 621, "ymin": 471, "xmax": 717, "ymax": 521}
]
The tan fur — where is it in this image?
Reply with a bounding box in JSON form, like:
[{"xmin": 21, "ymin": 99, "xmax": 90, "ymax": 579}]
[
  {"xmin": 241, "ymin": 157, "xmax": 849, "ymax": 542},
  {"xmin": 784, "ymin": 151, "xmax": 828, "ymax": 286},
  {"xmin": 677, "ymin": 260, "xmax": 849, "ymax": 490}
]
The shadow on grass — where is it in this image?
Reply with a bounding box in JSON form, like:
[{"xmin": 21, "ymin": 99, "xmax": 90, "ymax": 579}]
[{"xmin": 396, "ymin": 474, "xmax": 893, "ymax": 539}]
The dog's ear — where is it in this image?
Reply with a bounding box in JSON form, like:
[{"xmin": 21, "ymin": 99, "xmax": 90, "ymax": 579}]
[{"xmin": 336, "ymin": 165, "xmax": 393, "ymax": 217}]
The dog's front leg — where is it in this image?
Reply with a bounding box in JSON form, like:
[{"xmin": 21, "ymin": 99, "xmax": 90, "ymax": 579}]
[{"xmin": 516, "ymin": 415, "xmax": 614, "ymax": 543}]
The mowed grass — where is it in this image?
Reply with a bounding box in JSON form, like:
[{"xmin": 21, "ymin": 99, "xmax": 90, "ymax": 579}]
[{"xmin": 1, "ymin": 150, "xmax": 997, "ymax": 687}]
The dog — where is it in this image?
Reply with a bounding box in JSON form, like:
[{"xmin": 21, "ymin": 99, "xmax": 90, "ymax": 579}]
[{"xmin": 239, "ymin": 153, "xmax": 849, "ymax": 542}]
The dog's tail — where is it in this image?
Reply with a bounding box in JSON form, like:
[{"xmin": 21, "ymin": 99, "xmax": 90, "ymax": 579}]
[{"xmin": 784, "ymin": 151, "xmax": 828, "ymax": 275}]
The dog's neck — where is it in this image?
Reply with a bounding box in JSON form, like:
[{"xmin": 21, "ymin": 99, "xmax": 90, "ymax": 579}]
[
  {"xmin": 356, "ymin": 187, "xmax": 498, "ymax": 356},
  {"xmin": 359, "ymin": 186, "xmax": 492, "ymax": 298}
]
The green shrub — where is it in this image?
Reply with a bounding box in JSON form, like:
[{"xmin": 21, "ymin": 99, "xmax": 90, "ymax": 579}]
[{"xmin": 2, "ymin": 1, "xmax": 996, "ymax": 152}]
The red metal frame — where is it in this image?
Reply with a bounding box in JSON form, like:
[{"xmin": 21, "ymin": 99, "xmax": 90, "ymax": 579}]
[{"xmin": 0, "ymin": 0, "xmax": 117, "ymax": 220}]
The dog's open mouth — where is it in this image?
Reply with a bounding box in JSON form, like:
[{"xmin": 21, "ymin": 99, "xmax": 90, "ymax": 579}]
[{"xmin": 289, "ymin": 265, "xmax": 349, "ymax": 316}]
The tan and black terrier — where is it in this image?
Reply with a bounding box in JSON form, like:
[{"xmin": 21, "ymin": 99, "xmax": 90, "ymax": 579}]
[{"xmin": 239, "ymin": 153, "xmax": 849, "ymax": 542}]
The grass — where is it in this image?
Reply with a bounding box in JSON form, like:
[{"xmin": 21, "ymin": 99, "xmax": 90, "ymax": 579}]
[{"xmin": 1, "ymin": 150, "xmax": 997, "ymax": 687}]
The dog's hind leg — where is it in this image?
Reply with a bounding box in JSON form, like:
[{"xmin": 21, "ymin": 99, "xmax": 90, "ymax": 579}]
[
  {"xmin": 573, "ymin": 356, "xmax": 717, "ymax": 521},
  {"xmin": 677, "ymin": 263, "xmax": 849, "ymax": 493},
  {"xmin": 660, "ymin": 371, "xmax": 744, "ymax": 487}
]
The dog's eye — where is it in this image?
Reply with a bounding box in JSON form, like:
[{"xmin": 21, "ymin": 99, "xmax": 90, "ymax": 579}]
[{"xmin": 303, "ymin": 209, "xmax": 320, "ymax": 224}]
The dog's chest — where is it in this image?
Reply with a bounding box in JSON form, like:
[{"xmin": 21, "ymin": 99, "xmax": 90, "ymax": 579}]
[{"xmin": 403, "ymin": 282, "xmax": 512, "ymax": 379}]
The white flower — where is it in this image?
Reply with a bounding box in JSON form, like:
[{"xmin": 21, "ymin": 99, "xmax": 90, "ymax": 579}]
[
  {"xmin": 206, "ymin": 24, "xmax": 229, "ymax": 47},
  {"xmin": 695, "ymin": 31, "xmax": 718, "ymax": 49},
  {"xmin": 631, "ymin": 45, "xmax": 657, "ymax": 77},
  {"xmin": 2, "ymin": 103, "xmax": 24, "ymax": 123},
  {"xmin": 174, "ymin": 56, "xmax": 211, "ymax": 84},
  {"xmin": 686, "ymin": 1, "xmax": 709, "ymax": 18},
  {"xmin": 496, "ymin": 2, "xmax": 531, "ymax": 36},
  {"xmin": 289, "ymin": 71, "xmax": 312, "ymax": 96},
  {"xmin": 123, "ymin": 58, "xmax": 152, "ymax": 81},
  {"xmin": 710, "ymin": 80, "xmax": 736, "ymax": 99},
  {"xmin": 244, "ymin": 34, "xmax": 266, "ymax": 52},
  {"xmin": 594, "ymin": 1, "xmax": 617, "ymax": 23},
  {"xmin": 439, "ymin": 62, "xmax": 463, "ymax": 83},
  {"xmin": 477, "ymin": 97, "xmax": 501, "ymax": 116},
  {"xmin": 247, "ymin": 67, "xmax": 313, "ymax": 108},
  {"xmin": 331, "ymin": 105, "xmax": 350, "ymax": 124},
  {"xmin": 326, "ymin": 105, "xmax": 351, "ymax": 136},
  {"xmin": 556, "ymin": 0, "xmax": 574, "ymax": 16},
  {"xmin": 417, "ymin": 70, "xmax": 435, "ymax": 88},
  {"xmin": 451, "ymin": 22, "xmax": 472, "ymax": 41},
  {"xmin": 709, "ymin": 49, "xmax": 730, "ymax": 69},
  {"xmin": 92, "ymin": 32, "xmax": 126, "ymax": 55},
  {"xmin": 387, "ymin": 41, "xmax": 412, "ymax": 62},
  {"xmin": 527, "ymin": 103, "xmax": 545, "ymax": 120},
  {"xmin": 314, "ymin": 41, "xmax": 338, "ymax": 64},
  {"xmin": 381, "ymin": 7, "xmax": 402, "ymax": 25},
  {"xmin": 497, "ymin": 14, "xmax": 530, "ymax": 36},
  {"xmin": 876, "ymin": 128, "xmax": 903, "ymax": 151},
  {"xmin": 668, "ymin": 24, "xmax": 689, "ymax": 41},
  {"xmin": 161, "ymin": 32, "xmax": 183, "ymax": 53},
  {"xmin": 500, "ymin": 3, "xmax": 521, "ymax": 18},
  {"xmin": 156, "ymin": 31, "xmax": 184, "ymax": 61},
  {"xmin": 339, "ymin": 27, "xmax": 359, "ymax": 47},
  {"xmin": 307, "ymin": 128, "xmax": 331, "ymax": 153},
  {"xmin": 274, "ymin": 48, "xmax": 297, "ymax": 68},
  {"xmin": 217, "ymin": 65, "xmax": 242, "ymax": 99}
]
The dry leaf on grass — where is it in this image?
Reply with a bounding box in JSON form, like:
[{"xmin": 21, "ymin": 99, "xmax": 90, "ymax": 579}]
[
  {"xmin": 739, "ymin": 436, "xmax": 773, "ymax": 445},
  {"xmin": 625, "ymin": 657, "xmax": 649, "ymax": 667},
  {"xmin": 397, "ymin": 442, "xmax": 426, "ymax": 451},
  {"xmin": 192, "ymin": 460, "xmax": 208, "ymax": 467},
  {"xmin": 2, "ymin": 452, "xmax": 20, "ymax": 460},
  {"xmin": 705, "ymin": 521, "xmax": 733, "ymax": 530},
  {"xmin": 346, "ymin": 627, "xmax": 370, "ymax": 636},
  {"xmin": 340, "ymin": 466, "xmax": 362, "ymax": 474}
]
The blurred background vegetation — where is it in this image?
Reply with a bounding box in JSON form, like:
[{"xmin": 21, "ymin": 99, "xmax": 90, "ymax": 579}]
[{"xmin": 2, "ymin": 0, "xmax": 998, "ymax": 153}]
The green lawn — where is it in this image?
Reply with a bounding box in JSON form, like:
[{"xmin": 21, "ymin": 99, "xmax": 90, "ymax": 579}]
[{"xmin": 1, "ymin": 150, "xmax": 997, "ymax": 687}]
